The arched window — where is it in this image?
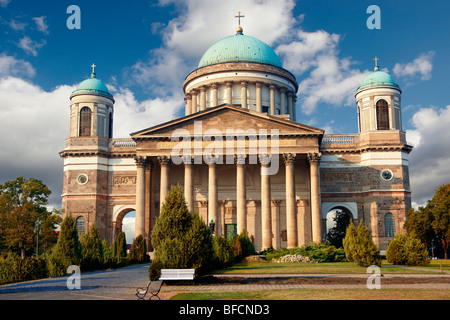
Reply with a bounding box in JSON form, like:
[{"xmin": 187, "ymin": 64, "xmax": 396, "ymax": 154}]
[
  {"xmin": 376, "ymin": 99, "xmax": 389, "ymax": 130},
  {"xmin": 76, "ymin": 216, "xmax": 86, "ymax": 236},
  {"xmin": 79, "ymin": 107, "xmax": 91, "ymax": 136},
  {"xmin": 384, "ymin": 213, "xmax": 395, "ymax": 237}
]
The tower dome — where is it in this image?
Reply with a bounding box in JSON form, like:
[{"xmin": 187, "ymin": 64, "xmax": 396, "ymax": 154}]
[
  {"xmin": 198, "ymin": 28, "xmax": 282, "ymax": 69},
  {"xmin": 356, "ymin": 63, "xmax": 400, "ymax": 94},
  {"xmin": 71, "ymin": 67, "xmax": 113, "ymax": 100}
]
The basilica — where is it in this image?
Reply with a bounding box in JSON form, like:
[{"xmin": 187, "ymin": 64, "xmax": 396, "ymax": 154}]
[{"xmin": 60, "ymin": 23, "xmax": 412, "ymax": 251}]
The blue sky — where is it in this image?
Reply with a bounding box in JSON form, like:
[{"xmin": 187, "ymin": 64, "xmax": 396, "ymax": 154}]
[{"xmin": 1, "ymin": 0, "xmax": 449, "ymax": 221}]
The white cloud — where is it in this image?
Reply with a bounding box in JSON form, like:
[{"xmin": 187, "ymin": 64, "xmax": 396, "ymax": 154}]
[
  {"xmin": 127, "ymin": 0, "xmax": 297, "ymax": 96},
  {"xmin": 121, "ymin": 214, "xmax": 136, "ymax": 244},
  {"xmin": 393, "ymin": 51, "xmax": 435, "ymax": 81},
  {"xmin": 276, "ymin": 29, "xmax": 367, "ymax": 115},
  {"xmin": 0, "ymin": 53, "xmax": 35, "ymax": 78},
  {"xmin": 17, "ymin": 36, "xmax": 46, "ymax": 56},
  {"xmin": 406, "ymin": 105, "xmax": 450, "ymax": 207},
  {"xmin": 32, "ymin": 16, "xmax": 49, "ymax": 34}
]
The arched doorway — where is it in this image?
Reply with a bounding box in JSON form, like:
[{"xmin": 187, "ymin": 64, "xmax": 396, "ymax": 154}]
[
  {"xmin": 323, "ymin": 205, "xmax": 354, "ymax": 247},
  {"xmin": 113, "ymin": 205, "xmax": 136, "ymax": 245}
]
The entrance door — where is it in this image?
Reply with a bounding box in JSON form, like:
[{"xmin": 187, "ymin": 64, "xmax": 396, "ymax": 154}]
[{"xmin": 225, "ymin": 224, "xmax": 237, "ymax": 240}]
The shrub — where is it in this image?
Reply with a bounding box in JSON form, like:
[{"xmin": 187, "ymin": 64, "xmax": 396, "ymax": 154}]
[
  {"xmin": 265, "ymin": 242, "xmax": 346, "ymax": 263},
  {"xmin": 343, "ymin": 221, "xmax": 381, "ymax": 267},
  {"xmin": 386, "ymin": 233, "xmax": 429, "ymax": 266},
  {"xmin": 80, "ymin": 223, "xmax": 104, "ymax": 271},
  {"xmin": 0, "ymin": 252, "xmax": 48, "ymax": 285},
  {"xmin": 129, "ymin": 235, "xmax": 150, "ymax": 264},
  {"xmin": 212, "ymin": 236, "xmax": 234, "ymax": 269},
  {"xmin": 150, "ymin": 185, "xmax": 214, "ymax": 280}
]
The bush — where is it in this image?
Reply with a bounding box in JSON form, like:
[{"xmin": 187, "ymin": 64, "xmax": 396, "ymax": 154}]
[
  {"xmin": 129, "ymin": 235, "xmax": 150, "ymax": 264},
  {"xmin": 343, "ymin": 221, "xmax": 381, "ymax": 267},
  {"xmin": 0, "ymin": 252, "xmax": 48, "ymax": 285},
  {"xmin": 229, "ymin": 231, "xmax": 256, "ymax": 262},
  {"xmin": 150, "ymin": 185, "xmax": 214, "ymax": 279},
  {"xmin": 212, "ymin": 236, "xmax": 234, "ymax": 269},
  {"xmin": 265, "ymin": 242, "xmax": 346, "ymax": 263},
  {"xmin": 80, "ymin": 223, "xmax": 104, "ymax": 271},
  {"xmin": 386, "ymin": 233, "xmax": 429, "ymax": 266}
]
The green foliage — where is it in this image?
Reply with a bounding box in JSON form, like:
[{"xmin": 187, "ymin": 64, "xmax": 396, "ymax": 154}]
[
  {"xmin": 129, "ymin": 234, "xmax": 150, "ymax": 264},
  {"xmin": 47, "ymin": 213, "xmax": 82, "ymax": 276},
  {"xmin": 265, "ymin": 242, "xmax": 346, "ymax": 263},
  {"xmin": 386, "ymin": 233, "xmax": 429, "ymax": 266},
  {"xmin": 80, "ymin": 223, "xmax": 104, "ymax": 271},
  {"xmin": 0, "ymin": 177, "xmax": 61, "ymax": 257},
  {"xmin": 343, "ymin": 221, "xmax": 381, "ymax": 267},
  {"xmin": 326, "ymin": 210, "xmax": 351, "ymax": 248},
  {"xmin": 0, "ymin": 251, "xmax": 47, "ymax": 285},
  {"xmin": 115, "ymin": 231, "xmax": 127, "ymax": 258},
  {"xmin": 212, "ymin": 236, "xmax": 235, "ymax": 269},
  {"xmin": 150, "ymin": 185, "xmax": 214, "ymax": 280}
]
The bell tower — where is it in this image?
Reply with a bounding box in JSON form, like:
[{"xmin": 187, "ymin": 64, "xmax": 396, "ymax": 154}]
[
  {"xmin": 355, "ymin": 58, "xmax": 402, "ymax": 133},
  {"xmin": 61, "ymin": 65, "xmax": 115, "ymax": 239}
]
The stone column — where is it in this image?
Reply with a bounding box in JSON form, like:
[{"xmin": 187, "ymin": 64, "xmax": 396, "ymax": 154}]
[
  {"xmin": 271, "ymin": 200, "xmax": 281, "ymax": 249},
  {"xmin": 200, "ymin": 86, "xmax": 206, "ymax": 111},
  {"xmin": 241, "ymin": 81, "xmax": 248, "ymax": 109},
  {"xmin": 287, "ymin": 91, "xmax": 293, "ymax": 120},
  {"xmin": 134, "ymin": 156, "xmax": 146, "ymax": 237},
  {"xmin": 308, "ymin": 153, "xmax": 322, "ymax": 243},
  {"xmin": 212, "ymin": 83, "xmax": 219, "ymax": 107},
  {"xmin": 206, "ymin": 155, "xmax": 218, "ymax": 235},
  {"xmin": 269, "ymin": 85, "xmax": 276, "ymax": 115},
  {"xmin": 183, "ymin": 155, "xmax": 194, "ymax": 213},
  {"xmin": 370, "ymin": 201, "xmax": 380, "ymax": 247},
  {"xmin": 145, "ymin": 160, "xmax": 153, "ymax": 245},
  {"xmin": 158, "ymin": 155, "xmax": 171, "ymax": 210},
  {"xmin": 226, "ymin": 82, "xmax": 233, "ymax": 105},
  {"xmin": 284, "ymin": 153, "xmax": 297, "ymax": 248},
  {"xmin": 255, "ymin": 82, "xmax": 262, "ymax": 113},
  {"xmin": 235, "ymin": 154, "xmax": 247, "ymax": 234},
  {"xmin": 191, "ymin": 90, "xmax": 198, "ymax": 114},
  {"xmin": 280, "ymin": 88, "xmax": 287, "ymax": 114},
  {"xmin": 185, "ymin": 94, "xmax": 192, "ymax": 116},
  {"xmin": 260, "ymin": 154, "xmax": 272, "ymax": 250}
]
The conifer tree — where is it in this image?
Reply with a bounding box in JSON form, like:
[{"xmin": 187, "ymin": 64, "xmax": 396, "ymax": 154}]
[{"xmin": 81, "ymin": 223, "xmax": 103, "ymax": 270}]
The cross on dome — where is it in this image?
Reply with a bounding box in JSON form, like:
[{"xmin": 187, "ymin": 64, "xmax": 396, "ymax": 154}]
[
  {"xmin": 91, "ymin": 63, "xmax": 97, "ymax": 78},
  {"xmin": 373, "ymin": 57, "xmax": 379, "ymax": 71},
  {"xmin": 234, "ymin": 11, "xmax": 245, "ymax": 34}
]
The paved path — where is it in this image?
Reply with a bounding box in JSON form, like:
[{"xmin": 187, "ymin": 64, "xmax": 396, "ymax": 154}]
[{"xmin": 1, "ymin": 263, "xmax": 449, "ymax": 300}]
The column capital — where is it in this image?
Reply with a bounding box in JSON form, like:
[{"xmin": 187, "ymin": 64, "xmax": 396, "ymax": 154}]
[
  {"xmin": 190, "ymin": 89, "xmax": 198, "ymax": 96},
  {"xmin": 199, "ymin": 85, "xmax": 206, "ymax": 92},
  {"xmin": 225, "ymin": 81, "xmax": 233, "ymax": 88},
  {"xmin": 157, "ymin": 155, "xmax": 171, "ymax": 166},
  {"xmin": 134, "ymin": 156, "xmax": 147, "ymax": 167},
  {"xmin": 182, "ymin": 155, "xmax": 193, "ymax": 164},
  {"xmin": 234, "ymin": 154, "xmax": 247, "ymax": 165},
  {"xmin": 145, "ymin": 159, "xmax": 153, "ymax": 170},
  {"xmin": 204, "ymin": 154, "xmax": 220, "ymax": 165},
  {"xmin": 211, "ymin": 82, "xmax": 219, "ymax": 89},
  {"xmin": 185, "ymin": 93, "xmax": 192, "ymax": 100},
  {"xmin": 307, "ymin": 152, "xmax": 321, "ymax": 163},
  {"xmin": 271, "ymin": 199, "xmax": 281, "ymax": 206},
  {"xmin": 259, "ymin": 153, "xmax": 272, "ymax": 166},
  {"xmin": 240, "ymin": 81, "xmax": 248, "ymax": 87},
  {"xmin": 283, "ymin": 153, "xmax": 296, "ymax": 165},
  {"xmin": 255, "ymin": 82, "xmax": 262, "ymax": 88}
]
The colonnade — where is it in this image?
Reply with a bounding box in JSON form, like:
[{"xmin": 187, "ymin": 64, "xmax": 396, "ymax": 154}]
[
  {"xmin": 134, "ymin": 152, "xmax": 322, "ymax": 249},
  {"xmin": 184, "ymin": 81, "xmax": 297, "ymax": 121}
]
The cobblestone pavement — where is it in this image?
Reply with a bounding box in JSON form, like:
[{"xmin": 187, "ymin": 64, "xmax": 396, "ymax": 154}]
[{"xmin": 1, "ymin": 263, "xmax": 449, "ymax": 300}]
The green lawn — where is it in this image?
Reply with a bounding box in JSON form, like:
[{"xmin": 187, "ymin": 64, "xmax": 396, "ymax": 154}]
[
  {"xmin": 170, "ymin": 289, "xmax": 450, "ymax": 300},
  {"xmin": 211, "ymin": 259, "xmax": 450, "ymax": 275}
]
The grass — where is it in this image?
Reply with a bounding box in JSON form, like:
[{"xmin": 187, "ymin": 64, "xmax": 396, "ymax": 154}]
[
  {"xmin": 211, "ymin": 259, "xmax": 450, "ymax": 275},
  {"xmin": 170, "ymin": 289, "xmax": 450, "ymax": 300},
  {"xmin": 168, "ymin": 259, "xmax": 450, "ymax": 300}
]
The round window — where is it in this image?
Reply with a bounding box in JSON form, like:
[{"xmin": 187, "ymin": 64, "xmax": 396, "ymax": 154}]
[
  {"xmin": 380, "ymin": 169, "xmax": 393, "ymax": 181},
  {"xmin": 76, "ymin": 173, "xmax": 89, "ymax": 185}
]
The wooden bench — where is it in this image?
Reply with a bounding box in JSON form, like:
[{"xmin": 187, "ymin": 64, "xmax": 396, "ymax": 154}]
[
  {"xmin": 159, "ymin": 269, "xmax": 195, "ymax": 284},
  {"xmin": 135, "ymin": 280, "xmax": 163, "ymax": 300}
]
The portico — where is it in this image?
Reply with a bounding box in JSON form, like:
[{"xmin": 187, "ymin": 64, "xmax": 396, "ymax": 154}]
[{"xmin": 130, "ymin": 104, "xmax": 323, "ymax": 251}]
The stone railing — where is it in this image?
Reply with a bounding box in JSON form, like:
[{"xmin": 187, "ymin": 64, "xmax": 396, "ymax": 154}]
[
  {"xmin": 321, "ymin": 134, "xmax": 359, "ymax": 148},
  {"xmin": 110, "ymin": 138, "xmax": 137, "ymax": 148}
]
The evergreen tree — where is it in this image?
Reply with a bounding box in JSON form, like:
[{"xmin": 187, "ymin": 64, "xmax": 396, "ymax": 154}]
[
  {"xmin": 81, "ymin": 223, "xmax": 104, "ymax": 270},
  {"xmin": 386, "ymin": 232, "xmax": 429, "ymax": 266},
  {"xmin": 115, "ymin": 231, "xmax": 127, "ymax": 258},
  {"xmin": 150, "ymin": 185, "xmax": 213, "ymax": 280},
  {"xmin": 343, "ymin": 221, "xmax": 380, "ymax": 267},
  {"xmin": 326, "ymin": 210, "xmax": 351, "ymax": 248},
  {"xmin": 130, "ymin": 234, "xmax": 149, "ymax": 263},
  {"xmin": 47, "ymin": 214, "xmax": 82, "ymax": 276}
]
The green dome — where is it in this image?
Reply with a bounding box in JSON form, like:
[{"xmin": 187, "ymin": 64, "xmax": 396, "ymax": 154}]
[
  {"xmin": 198, "ymin": 30, "xmax": 282, "ymax": 69},
  {"xmin": 357, "ymin": 66, "xmax": 400, "ymax": 93},
  {"xmin": 71, "ymin": 73, "xmax": 113, "ymax": 99}
]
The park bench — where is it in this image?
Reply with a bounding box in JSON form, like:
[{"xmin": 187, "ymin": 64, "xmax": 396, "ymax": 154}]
[
  {"xmin": 159, "ymin": 269, "xmax": 196, "ymax": 285},
  {"xmin": 135, "ymin": 280, "xmax": 163, "ymax": 300}
]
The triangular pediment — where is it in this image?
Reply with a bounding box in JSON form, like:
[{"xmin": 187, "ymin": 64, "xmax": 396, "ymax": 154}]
[{"xmin": 131, "ymin": 104, "xmax": 323, "ymax": 140}]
